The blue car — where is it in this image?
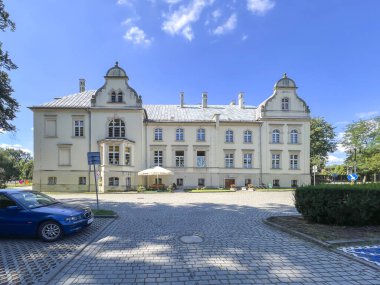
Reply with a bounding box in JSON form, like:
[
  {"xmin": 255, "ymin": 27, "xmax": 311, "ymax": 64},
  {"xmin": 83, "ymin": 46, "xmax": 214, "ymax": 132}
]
[{"xmin": 0, "ymin": 190, "xmax": 93, "ymax": 242}]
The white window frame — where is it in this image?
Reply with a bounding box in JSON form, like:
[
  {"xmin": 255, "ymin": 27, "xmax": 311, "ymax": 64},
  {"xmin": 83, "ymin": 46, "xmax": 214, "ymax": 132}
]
[
  {"xmin": 108, "ymin": 119, "xmax": 125, "ymax": 138},
  {"xmin": 272, "ymin": 129, "xmax": 280, "ymax": 143},
  {"xmin": 176, "ymin": 128, "xmax": 184, "ymax": 141},
  {"xmin": 244, "ymin": 130, "xmax": 252, "ymax": 143},
  {"xmin": 108, "ymin": 145, "xmax": 120, "ymax": 165},
  {"xmin": 282, "ymin": 98, "xmax": 289, "ymax": 110},
  {"xmin": 290, "ymin": 154, "xmax": 299, "ymax": 170},
  {"xmin": 272, "ymin": 154, "xmax": 280, "ymax": 169},
  {"xmin": 74, "ymin": 120, "xmax": 84, "ymax": 137},
  {"xmin": 225, "ymin": 153, "xmax": 234, "ymax": 168},
  {"xmin": 290, "ymin": 130, "xmax": 298, "ymax": 144},
  {"xmin": 125, "ymin": 146, "xmax": 131, "ymax": 166},
  {"xmin": 197, "ymin": 128, "xmax": 205, "ymax": 141},
  {"xmin": 225, "ymin": 130, "xmax": 234, "ymax": 143},
  {"xmin": 48, "ymin": 177, "xmax": 57, "ymax": 185},
  {"xmin": 154, "ymin": 128, "xmax": 163, "ymax": 141},
  {"xmin": 196, "ymin": 151, "xmax": 206, "ymax": 167},
  {"xmin": 175, "ymin": 150, "xmax": 185, "ymax": 167},
  {"xmin": 243, "ymin": 153, "xmax": 253, "ymax": 168},
  {"xmin": 109, "ymin": 177, "xmax": 119, "ymax": 186},
  {"xmin": 79, "ymin": 177, "xmax": 86, "ymax": 185},
  {"xmin": 154, "ymin": 150, "xmax": 163, "ymax": 166}
]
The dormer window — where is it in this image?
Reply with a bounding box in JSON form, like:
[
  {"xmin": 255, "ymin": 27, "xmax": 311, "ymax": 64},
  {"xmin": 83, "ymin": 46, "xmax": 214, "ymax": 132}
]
[
  {"xmin": 111, "ymin": 91, "xmax": 117, "ymax": 103},
  {"xmin": 117, "ymin": 92, "xmax": 123, "ymax": 102},
  {"xmin": 108, "ymin": 119, "xmax": 125, "ymax": 138},
  {"xmin": 282, "ymin": 98, "xmax": 289, "ymax": 111}
]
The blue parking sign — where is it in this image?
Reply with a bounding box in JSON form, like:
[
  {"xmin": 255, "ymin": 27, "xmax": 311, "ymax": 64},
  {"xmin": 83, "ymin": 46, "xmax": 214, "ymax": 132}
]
[
  {"xmin": 87, "ymin": 152, "xmax": 101, "ymax": 165},
  {"xmin": 347, "ymin": 173, "xmax": 358, "ymax": 181}
]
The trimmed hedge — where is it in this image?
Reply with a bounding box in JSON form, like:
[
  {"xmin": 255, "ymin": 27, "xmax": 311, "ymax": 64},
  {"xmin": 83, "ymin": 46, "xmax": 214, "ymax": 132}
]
[{"xmin": 295, "ymin": 184, "xmax": 380, "ymax": 226}]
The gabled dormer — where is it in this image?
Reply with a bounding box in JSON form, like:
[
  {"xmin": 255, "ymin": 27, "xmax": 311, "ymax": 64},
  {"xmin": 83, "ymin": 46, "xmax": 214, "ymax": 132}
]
[
  {"xmin": 257, "ymin": 74, "xmax": 310, "ymax": 119},
  {"xmin": 91, "ymin": 62, "xmax": 142, "ymax": 108}
]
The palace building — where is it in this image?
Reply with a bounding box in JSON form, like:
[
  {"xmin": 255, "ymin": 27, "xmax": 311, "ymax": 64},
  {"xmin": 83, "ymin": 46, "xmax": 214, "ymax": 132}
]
[{"xmin": 30, "ymin": 62, "xmax": 311, "ymax": 192}]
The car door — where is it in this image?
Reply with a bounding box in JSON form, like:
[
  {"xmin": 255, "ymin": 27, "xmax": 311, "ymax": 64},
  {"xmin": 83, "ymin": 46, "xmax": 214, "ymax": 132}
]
[{"xmin": 0, "ymin": 194, "xmax": 35, "ymax": 237}]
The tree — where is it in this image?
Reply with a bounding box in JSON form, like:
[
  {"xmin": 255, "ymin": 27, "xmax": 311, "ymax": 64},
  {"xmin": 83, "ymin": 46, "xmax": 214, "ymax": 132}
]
[
  {"xmin": 22, "ymin": 160, "xmax": 33, "ymax": 180},
  {"xmin": 342, "ymin": 117, "xmax": 380, "ymax": 176},
  {"xmin": 310, "ymin": 117, "xmax": 337, "ymax": 171},
  {"xmin": 0, "ymin": 0, "xmax": 19, "ymax": 132},
  {"xmin": 0, "ymin": 148, "xmax": 33, "ymax": 187}
]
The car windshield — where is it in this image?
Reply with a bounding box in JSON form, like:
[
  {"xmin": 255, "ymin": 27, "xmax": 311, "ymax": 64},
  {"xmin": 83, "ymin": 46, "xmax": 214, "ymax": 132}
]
[{"xmin": 10, "ymin": 192, "xmax": 58, "ymax": 209}]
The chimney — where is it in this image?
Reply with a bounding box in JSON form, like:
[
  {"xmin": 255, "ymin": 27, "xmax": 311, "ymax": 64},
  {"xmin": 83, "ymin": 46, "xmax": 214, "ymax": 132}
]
[
  {"xmin": 238, "ymin": 92, "xmax": 245, "ymax": 109},
  {"xmin": 213, "ymin": 113, "xmax": 220, "ymax": 127},
  {"xmin": 180, "ymin": 92, "xmax": 184, "ymax": 108},
  {"xmin": 79, "ymin": 79, "xmax": 86, "ymax": 92},
  {"xmin": 202, "ymin": 92, "xmax": 208, "ymax": 108}
]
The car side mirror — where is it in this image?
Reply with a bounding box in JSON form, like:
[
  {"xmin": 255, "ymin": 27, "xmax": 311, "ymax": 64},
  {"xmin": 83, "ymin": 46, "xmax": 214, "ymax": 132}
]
[{"xmin": 6, "ymin": 205, "xmax": 20, "ymax": 211}]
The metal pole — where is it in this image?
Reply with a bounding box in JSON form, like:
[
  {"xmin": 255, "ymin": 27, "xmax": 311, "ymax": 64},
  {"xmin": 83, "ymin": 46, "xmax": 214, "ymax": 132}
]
[
  {"xmin": 354, "ymin": 148, "xmax": 357, "ymax": 174},
  {"xmin": 93, "ymin": 164, "xmax": 99, "ymax": 210},
  {"xmin": 313, "ymin": 172, "xmax": 316, "ymax": 186}
]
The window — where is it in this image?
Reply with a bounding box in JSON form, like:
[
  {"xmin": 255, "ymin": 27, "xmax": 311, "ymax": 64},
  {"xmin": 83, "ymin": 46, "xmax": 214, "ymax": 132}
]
[
  {"xmin": 198, "ymin": 178, "xmax": 205, "ymax": 187},
  {"xmin": 272, "ymin": 129, "xmax": 280, "ymax": 143},
  {"xmin": 225, "ymin": 130, "xmax": 234, "ymax": 143},
  {"xmin": 79, "ymin": 177, "xmax": 86, "ymax": 185},
  {"xmin": 273, "ymin": 179, "xmax": 280, "ymax": 187},
  {"xmin": 197, "ymin": 128, "xmax": 205, "ymax": 141},
  {"xmin": 177, "ymin": 178, "xmax": 183, "ymax": 186},
  {"xmin": 0, "ymin": 194, "xmax": 17, "ymax": 209},
  {"xmin": 282, "ymin": 98, "xmax": 289, "ymax": 110},
  {"xmin": 225, "ymin": 153, "xmax": 234, "ymax": 168},
  {"xmin": 155, "ymin": 178, "xmax": 162, "ymax": 184},
  {"xmin": 196, "ymin": 151, "xmax": 206, "ymax": 167},
  {"xmin": 291, "ymin": 180, "xmax": 298, "ymax": 188},
  {"xmin": 243, "ymin": 153, "xmax": 252, "ymax": 168},
  {"xmin": 175, "ymin": 151, "xmax": 185, "ymax": 167},
  {"xmin": 154, "ymin": 128, "xmax": 163, "ymax": 141},
  {"xmin": 58, "ymin": 145, "xmax": 71, "ymax": 166},
  {"xmin": 48, "ymin": 177, "xmax": 57, "ymax": 185},
  {"xmin": 111, "ymin": 91, "xmax": 116, "ymax": 102},
  {"xmin": 109, "ymin": 177, "xmax": 119, "ymax": 186},
  {"xmin": 117, "ymin": 92, "xmax": 123, "ymax": 102},
  {"xmin": 109, "ymin": 145, "xmax": 120, "ymax": 165},
  {"xmin": 176, "ymin": 128, "xmax": 184, "ymax": 141},
  {"xmin": 45, "ymin": 116, "xmax": 57, "ymax": 137},
  {"xmin": 245, "ymin": 179, "xmax": 252, "ymax": 187},
  {"xmin": 108, "ymin": 119, "xmax": 125, "ymax": 138},
  {"xmin": 74, "ymin": 120, "xmax": 84, "ymax": 137},
  {"xmin": 272, "ymin": 154, "xmax": 280, "ymax": 169},
  {"xmin": 244, "ymin": 130, "xmax": 252, "ymax": 143},
  {"xmin": 154, "ymin": 150, "xmax": 163, "ymax": 166},
  {"xmin": 125, "ymin": 147, "xmax": 131, "ymax": 166},
  {"xmin": 290, "ymin": 154, "xmax": 298, "ymax": 170},
  {"xmin": 290, "ymin": 130, "xmax": 298, "ymax": 144}
]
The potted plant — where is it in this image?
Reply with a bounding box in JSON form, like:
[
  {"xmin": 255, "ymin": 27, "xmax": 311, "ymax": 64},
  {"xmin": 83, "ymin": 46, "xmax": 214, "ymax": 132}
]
[
  {"xmin": 247, "ymin": 184, "xmax": 255, "ymax": 191},
  {"xmin": 230, "ymin": 184, "xmax": 237, "ymax": 190}
]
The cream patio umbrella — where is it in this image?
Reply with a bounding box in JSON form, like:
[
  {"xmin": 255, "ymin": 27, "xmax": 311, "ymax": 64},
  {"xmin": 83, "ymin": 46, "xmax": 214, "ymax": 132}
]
[{"xmin": 138, "ymin": 166, "xmax": 174, "ymax": 188}]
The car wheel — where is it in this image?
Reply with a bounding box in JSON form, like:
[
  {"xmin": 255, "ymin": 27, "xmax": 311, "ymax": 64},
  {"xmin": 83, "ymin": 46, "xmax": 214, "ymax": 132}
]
[{"xmin": 38, "ymin": 221, "xmax": 63, "ymax": 242}]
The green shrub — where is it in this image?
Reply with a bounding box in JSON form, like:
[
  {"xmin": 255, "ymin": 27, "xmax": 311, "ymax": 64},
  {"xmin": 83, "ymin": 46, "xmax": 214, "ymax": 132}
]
[
  {"xmin": 295, "ymin": 184, "xmax": 380, "ymax": 226},
  {"xmin": 167, "ymin": 184, "xmax": 174, "ymax": 193},
  {"xmin": 137, "ymin": 185, "xmax": 146, "ymax": 193}
]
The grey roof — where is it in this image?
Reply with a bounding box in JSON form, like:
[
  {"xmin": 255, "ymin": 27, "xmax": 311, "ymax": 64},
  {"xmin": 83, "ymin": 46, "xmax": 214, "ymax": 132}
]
[
  {"xmin": 31, "ymin": 90, "xmax": 95, "ymax": 109},
  {"xmin": 30, "ymin": 91, "xmax": 257, "ymax": 122}
]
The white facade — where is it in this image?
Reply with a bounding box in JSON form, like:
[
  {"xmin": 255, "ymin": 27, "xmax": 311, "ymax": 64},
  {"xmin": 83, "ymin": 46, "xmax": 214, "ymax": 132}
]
[{"xmin": 30, "ymin": 63, "xmax": 311, "ymax": 192}]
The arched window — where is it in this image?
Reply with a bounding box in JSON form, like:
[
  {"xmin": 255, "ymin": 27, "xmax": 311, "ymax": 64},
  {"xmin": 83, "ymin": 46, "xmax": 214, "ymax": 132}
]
[
  {"xmin": 154, "ymin": 128, "xmax": 163, "ymax": 141},
  {"xmin": 117, "ymin": 91, "xmax": 123, "ymax": 102},
  {"xmin": 108, "ymin": 119, "xmax": 125, "ymax": 138},
  {"xmin": 176, "ymin": 128, "xmax": 184, "ymax": 141},
  {"xmin": 244, "ymin": 130, "xmax": 252, "ymax": 143},
  {"xmin": 272, "ymin": 129, "xmax": 280, "ymax": 143},
  {"xmin": 197, "ymin": 128, "xmax": 205, "ymax": 141},
  {"xmin": 225, "ymin": 130, "xmax": 234, "ymax": 143},
  {"xmin": 282, "ymin": 98, "xmax": 289, "ymax": 110},
  {"xmin": 290, "ymin": 130, "xmax": 298, "ymax": 144},
  {"xmin": 111, "ymin": 91, "xmax": 116, "ymax": 103}
]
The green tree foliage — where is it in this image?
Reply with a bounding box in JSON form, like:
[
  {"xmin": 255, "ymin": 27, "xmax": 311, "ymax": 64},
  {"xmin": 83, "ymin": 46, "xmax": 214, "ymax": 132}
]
[
  {"xmin": 0, "ymin": 0, "xmax": 19, "ymax": 132},
  {"xmin": 310, "ymin": 117, "xmax": 337, "ymax": 170},
  {"xmin": 0, "ymin": 148, "xmax": 33, "ymax": 187},
  {"xmin": 342, "ymin": 117, "xmax": 380, "ymax": 176}
]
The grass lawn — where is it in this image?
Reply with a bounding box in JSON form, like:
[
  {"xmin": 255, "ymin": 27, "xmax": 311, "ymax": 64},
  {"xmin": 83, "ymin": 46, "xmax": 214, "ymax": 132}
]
[
  {"xmin": 188, "ymin": 189, "xmax": 236, "ymax": 193},
  {"xmin": 255, "ymin": 188, "xmax": 295, "ymax": 192},
  {"xmin": 92, "ymin": 209, "xmax": 117, "ymax": 217}
]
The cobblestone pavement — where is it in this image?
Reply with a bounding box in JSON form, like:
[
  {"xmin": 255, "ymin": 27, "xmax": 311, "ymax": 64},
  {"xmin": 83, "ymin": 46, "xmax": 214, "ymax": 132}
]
[
  {"xmin": 42, "ymin": 191, "xmax": 380, "ymax": 285},
  {"xmin": 0, "ymin": 218, "xmax": 112, "ymax": 285}
]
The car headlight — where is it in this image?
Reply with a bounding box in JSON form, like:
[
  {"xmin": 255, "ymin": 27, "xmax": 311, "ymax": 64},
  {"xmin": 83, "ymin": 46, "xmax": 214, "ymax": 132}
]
[{"xmin": 65, "ymin": 216, "xmax": 79, "ymax": 222}]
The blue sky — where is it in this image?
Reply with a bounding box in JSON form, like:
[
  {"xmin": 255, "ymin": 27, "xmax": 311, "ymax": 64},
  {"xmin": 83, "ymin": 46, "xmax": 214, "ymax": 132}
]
[{"xmin": 1, "ymin": 0, "xmax": 380, "ymax": 164}]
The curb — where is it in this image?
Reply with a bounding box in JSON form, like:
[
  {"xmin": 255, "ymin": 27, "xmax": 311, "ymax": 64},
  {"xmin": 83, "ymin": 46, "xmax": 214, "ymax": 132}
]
[{"xmin": 263, "ymin": 217, "xmax": 380, "ymax": 271}]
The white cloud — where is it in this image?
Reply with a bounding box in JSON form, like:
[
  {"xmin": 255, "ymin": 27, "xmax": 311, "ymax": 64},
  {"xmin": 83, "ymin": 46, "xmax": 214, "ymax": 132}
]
[
  {"xmin": 162, "ymin": 0, "xmax": 215, "ymax": 41},
  {"xmin": 117, "ymin": 0, "xmax": 134, "ymax": 5},
  {"xmin": 247, "ymin": 0, "xmax": 275, "ymax": 15},
  {"xmin": 165, "ymin": 0, "xmax": 182, "ymax": 4},
  {"xmin": 0, "ymin": 144, "xmax": 32, "ymax": 154},
  {"xmin": 212, "ymin": 9, "xmax": 222, "ymax": 20},
  {"xmin": 336, "ymin": 143, "xmax": 347, "ymax": 153},
  {"xmin": 213, "ymin": 13, "xmax": 237, "ymax": 35},
  {"xmin": 241, "ymin": 34, "xmax": 248, "ymax": 41},
  {"xmin": 327, "ymin": 154, "xmax": 345, "ymax": 165},
  {"xmin": 356, "ymin": 111, "xmax": 379, "ymax": 119},
  {"xmin": 124, "ymin": 26, "xmax": 153, "ymax": 46}
]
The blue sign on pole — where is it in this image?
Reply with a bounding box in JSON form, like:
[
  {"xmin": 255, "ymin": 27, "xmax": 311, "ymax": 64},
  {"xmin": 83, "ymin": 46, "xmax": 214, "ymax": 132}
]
[
  {"xmin": 347, "ymin": 173, "xmax": 358, "ymax": 181},
  {"xmin": 87, "ymin": 152, "xmax": 101, "ymax": 165}
]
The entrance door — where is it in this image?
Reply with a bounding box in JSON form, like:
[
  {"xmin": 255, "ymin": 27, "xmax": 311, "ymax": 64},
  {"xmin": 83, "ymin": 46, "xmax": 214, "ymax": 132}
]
[
  {"xmin": 224, "ymin": 179, "xmax": 235, "ymax": 188},
  {"xmin": 126, "ymin": 177, "xmax": 131, "ymax": 190}
]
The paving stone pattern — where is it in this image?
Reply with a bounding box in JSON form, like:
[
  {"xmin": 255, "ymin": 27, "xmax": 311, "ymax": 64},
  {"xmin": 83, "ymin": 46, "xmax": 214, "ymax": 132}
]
[
  {"xmin": 0, "ymin": 218, "xmax": 111, "ymax": 285},
  {"xmin": 47, "ymin": 192, "xmax": 380, "ymax": 285}
]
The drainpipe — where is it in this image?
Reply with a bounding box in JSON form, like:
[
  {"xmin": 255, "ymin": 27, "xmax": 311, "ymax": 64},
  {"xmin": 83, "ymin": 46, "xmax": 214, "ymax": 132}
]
[
  {"xmin": 259, "ymin": 122, "xmax": 263, "ymax": 186},
  {"xmin": 87, "ymin": 108, "xmax": 91, "ymax": 192}
]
